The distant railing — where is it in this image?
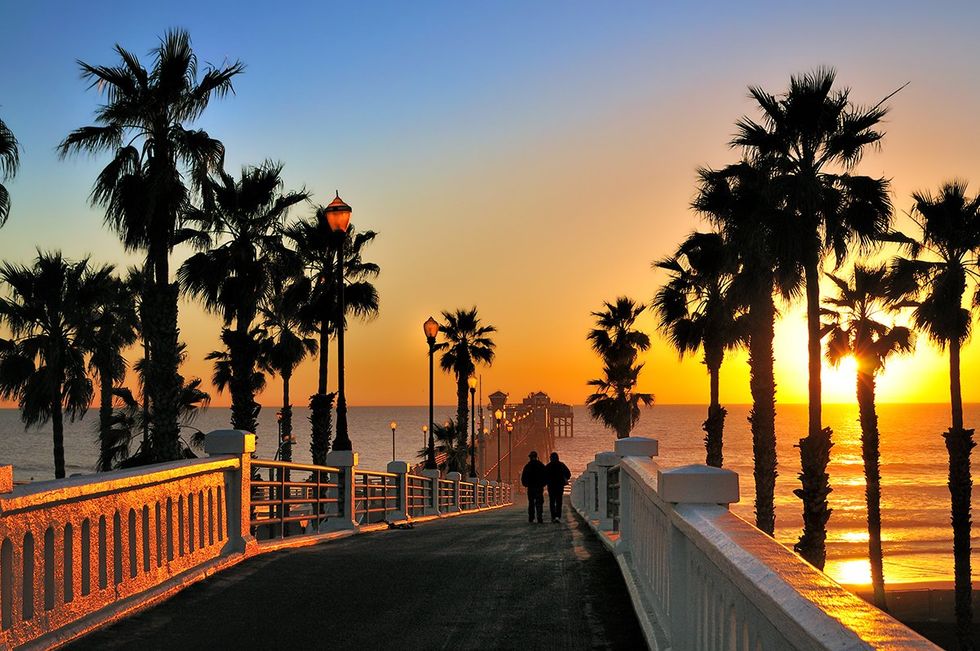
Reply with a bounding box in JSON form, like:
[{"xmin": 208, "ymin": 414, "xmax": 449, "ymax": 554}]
[
  {"xmin": 0, "ymin": 430, "xmax": 512, "ymax": 649},
  {"xmin": 571, "ymin": 438, "xmax": 937, "ymax": 650}
]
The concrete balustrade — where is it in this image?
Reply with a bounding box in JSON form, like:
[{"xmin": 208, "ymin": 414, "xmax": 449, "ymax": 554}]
[
  {"xmin": 571, "ymin": 437, "xmax": 937, "ymax": 650},
  {"xmin": 0, "ymin": 430, "xmax": 512, "ymax": 649}
]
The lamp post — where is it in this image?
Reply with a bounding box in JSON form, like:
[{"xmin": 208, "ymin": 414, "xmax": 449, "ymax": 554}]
[
  {"xmin": 468, "ymin": 376, "xmax": 477, "ymax": 476},
  {"xmin": 481, "ymin": 427, "xmax": 488, "ymax": 477},
  {"xmin": 390, "ymin": 420, "xmax": 398, "ymax": 462},
  {"xmin": 324, "ymin": 192, "xmax": 353, "ymax": 451},
  {"xmin": 423, "ymin": 316, "xmax": 439, "ymax": 469},
  {"xmin": 421, "ymin": 424, "xmax": 427, "ymax": 450},
  {"xmin": 494, "ymin": 409, "xmax": 503, "ymax": 483},
  {"xmin": 506, "ymin": 421, "xmax": 514, "ymax": 484},
  {"xmin": 275, "ymin": 410, "xmax": 284, "ymax": 460}
]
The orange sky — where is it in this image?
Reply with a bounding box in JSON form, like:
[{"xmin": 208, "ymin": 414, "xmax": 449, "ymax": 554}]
[{"xmin": 2, "ymin": 4, "xmax": 979, "ymax": 409}]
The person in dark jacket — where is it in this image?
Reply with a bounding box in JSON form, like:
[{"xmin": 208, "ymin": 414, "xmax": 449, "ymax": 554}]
[
  {"xmin": 520, "ymin": 451, "xmax": 547, "ymax": 523},
  {"xmin": 545, "ymin": 452, "xmax": 572, "ymax": 522}
]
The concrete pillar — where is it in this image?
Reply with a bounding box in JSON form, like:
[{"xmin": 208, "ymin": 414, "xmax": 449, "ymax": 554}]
[
  {"xmin": 446, "ymin": 471, "xmax": 462, "ymax": 512},
  {"xmin": 479, "ymin": 479, "xmax": 489, "ymax": 508},
  {"xmin": 469, "ymin": 477, "xmax": 480, "ymax": 507},
  {"xmin": 421, "ymin": 469, "xmax": 440, "ymax": 515},
  {"xmin": 387, "ymin": 461, "xmax": 409, "ymax": 521},
  {"xmin": 594, "ymin": 452, "xmax": 619, "ymax": 530},
  {"xmin": 614, "ymin": 436, "xmax": 659, "ymax": 458},
  {"xmin": 324, "ymin": 450, "xmax": 359, "ymax": 530},
  {"xmin": 204, "ymin": 429, "xmax": 257, "ymax": 554},
  {"xmin": 657, "ymin": 464, "xmax": 739, "ymax": 506},
  {"xmin": 0, "ymin": 465, "xmax": 12, "ymax": 493},
  {"xmin": 584, "ymin": 461, "xmax": 600, "ymax": 519}
]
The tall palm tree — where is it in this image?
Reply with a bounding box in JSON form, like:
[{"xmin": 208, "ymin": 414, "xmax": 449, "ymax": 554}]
[
  {"xmin": 435, "ymin": 308, "xmax": 496, "ymax": 456},
  {"xmin": 654, "ymin": 232, "xmax": 744, "ymax": 467},
  {"xmin": 59, "ymin": 29, "xmax": 243, "ymax": 463},
  {"xmin": 822, "ymin": 264, "xmax": 913, "ymax": 610},
  {"xmin": 259, "ymin": 269, "xmax": 318, "ymax": 462},
  {"xmin": 0, "ymin": 114, "xmax": 20, "ymax": 226},
  {"xmin": 735, "ymin": 68, "xmax": 894, "ymax": 568},
  {"xmin": 886, "ymin": 181, "xmax": 980, "ymax": 646},
  {"xmin": 179, "ymin": 162, "xmax": 308, "ymax": 434},
  {"xmin": 693, "ymin": 160, "xmax": 804, "ymax": 535},
  {"xmin": 0, "ymin": 252, "xmax": 104, "ymax": 478},
  {"xmin": 286, "ymin": 212, "xmax": 380, "ymax": 463},
  {"xmin": 586, "ymin": 297, "xmax": 654, "ymax": 438},
  {"xmin": 87, "ymin": 270, "xmax": 140, "ymax": 471}
]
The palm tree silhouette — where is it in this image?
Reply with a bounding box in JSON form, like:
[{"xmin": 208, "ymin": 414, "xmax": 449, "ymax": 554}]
[
  {"xmin": 286, "ymin": 212, "xmax": 379, "ymax": 464},
  {"xmin": 655, "ymin": 232, "xmax": 744, "ymax": 467},
  {"xmin": 0, "ymin": 252, "xmax": 104, "ymax": 478},
  {"xmin": 693, "ymin": 160, "xmax": 803, "ymax": 535},
  {"xmin": 886, "ymin": 181, "xmax": 980, "ymax": 645},
  {"xmin": 586, "ymin": 297, "xmax": 654, "ymax": 438},
  {"xmin": 735, "ymin": 69, "xmax": 893, "ymax": 568},
  {"xmin": 179, "ymin": 162, "xmax": 308, "ymax": 434},
  {"xmin": 0, "ymin": 114, "xmax": 19, "ymax": 226},
  {"xmin": 59, "ymin": 29, "xmax": 244, "ymax": 463},
  {"xmin": 822, "ymin": 264, "xmax": 913, "ymax": 610},
  {"xmin": 435, "ymin": 308, "xmax": 496, "ymax": 457}
]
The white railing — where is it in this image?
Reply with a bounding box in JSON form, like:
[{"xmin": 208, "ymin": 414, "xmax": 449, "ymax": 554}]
[
  {"xmin": 0, "ymin": 430, "xmax": 512, "ymax": 649},
  {"xmin": 571, "ymin": 437, "xmax": 937, "ymax": 651}
]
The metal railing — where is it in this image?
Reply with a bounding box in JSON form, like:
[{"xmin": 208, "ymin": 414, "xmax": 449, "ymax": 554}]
[
  {"xmin": 406, "ymin": 474, "xmax": 431, "ymax": 517},
  {"xmin": 250, "ymin": 460, "xmax": 341, "ymax": 539},
  {"xmin": 353, "ymin": 470, "xmax": 398, "ymax": 525}
]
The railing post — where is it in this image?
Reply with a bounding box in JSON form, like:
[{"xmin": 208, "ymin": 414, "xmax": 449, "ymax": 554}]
[
  {"xmin": 324, "ymin": 450, "xmax": 359, "ymax": 530},
  {"xmin": 478, "ymin": 479, "xmax": 489, "ymax": 508},
  {"xmin": 593, "ymin": 452, "xmax": 619, "ymax": 530},
  {"xmin": 446, "ymin": 471, "xmax": 462, "ymax": 512},
  {"xmin": 658, "ymin": 464, "xmax": 739, "ymax": 649},
  {"xmin": 469, "ymin": 475, "xmax": 481, "ymax": 508},
  {"xmin": 585, "ymin": 461, "xmax": 599, "ymax": 519},
  {"xmin": 421, "ymin": 469, "xmax": 440, "ymax": 515},
  {"xmin": 205, "ymin": 429, "xmax": 257, "ymax": 554},
  {"xmin": 386, "ymin": 461, "xmax": 409, "ymax": 522}
]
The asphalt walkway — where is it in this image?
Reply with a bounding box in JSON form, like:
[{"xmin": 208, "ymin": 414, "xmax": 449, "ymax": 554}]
[{"xmin": 68, "ymin": 504, "xmax": 646, "ymax": 650}]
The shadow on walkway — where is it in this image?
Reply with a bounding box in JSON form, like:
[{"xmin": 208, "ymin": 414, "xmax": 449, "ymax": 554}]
[{"xmin": 69, "ymin": 505, "xmax": 645, "ymax": 650}]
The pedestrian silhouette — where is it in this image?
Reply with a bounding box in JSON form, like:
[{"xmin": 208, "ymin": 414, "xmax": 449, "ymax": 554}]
[
  {"xmin": 520, "ymin": 451, "xmax": 547, "ymax": 523},
  {"xmin": 545, "ymin": 452, "xmax": 571, "ymax": 522}
]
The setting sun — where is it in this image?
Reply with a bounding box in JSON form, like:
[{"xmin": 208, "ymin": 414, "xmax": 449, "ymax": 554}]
[{"xmin": 822, "ymin": 355, "xmax": 859, "ymax": 404}]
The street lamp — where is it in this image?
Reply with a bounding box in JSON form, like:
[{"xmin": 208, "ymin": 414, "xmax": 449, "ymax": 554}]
[
  {"xmin": 421, "ymin": 424, "xmax": 428, "ymax": 450},
  {"xmin": 325, "ymin": 191, "xmax": 353, "ymax": 451},
  {"xmin": 423, "ymin": 316, "xmax": 439, "ymax": 469},
  {"xmin": 494, "ymin": 408, "xmax": 503, "ymax": 483},
  {"xmin": 506, "ymin": 421, "xmax": 514, "ymax": 484},
  {"xmin": 390, "ymin": 420, "xmax": 398, "ymax": 462},
  {"xmin": 468, "ymin": 376, "xmax": 477, "ymax": 477}
]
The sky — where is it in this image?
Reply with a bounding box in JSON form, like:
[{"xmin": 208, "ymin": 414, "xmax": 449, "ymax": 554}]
[{"xmin": 1, "ymin": 1, "xmax": 979, "ymax": 408}]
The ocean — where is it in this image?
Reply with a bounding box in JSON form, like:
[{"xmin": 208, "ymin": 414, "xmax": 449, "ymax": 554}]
[{"xmin": 0, "ymin": 402, "xmax": 976, "ymax": 588}]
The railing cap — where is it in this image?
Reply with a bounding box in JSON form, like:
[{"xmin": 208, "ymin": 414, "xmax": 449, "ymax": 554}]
[
  {"xmin": 324, "ymin": 450, "xmax": 358, "ymax": 468},
  {"xmin": 594, "ymin": 451, "xmax": 619, "ymax": 467},
  {"xmin": 446, "ymin": 471, "xmax": 462, "ymax": 481},
  {"xmin": 657, "ymin": 464, "xmax": 739, "ymax": 504},
  {"xmin": 614, "ymin": 436, "xmax": 658, "ymax": 458},
  {"xmin": 420, "ymin": 468, "xmax": 441, "ymax": 479},
  {"xmin": 204, "ymin": 429, "xmax": 256, "ymax": 455},
  {"xmin": 387, "ymin": 461, "xmax": 409, "ymax": 474}
]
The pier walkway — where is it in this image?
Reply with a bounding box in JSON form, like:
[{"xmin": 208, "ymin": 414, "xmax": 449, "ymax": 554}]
[{"xmin": 69, "ymin": 504, "xmax": 645, "ymax": 650}]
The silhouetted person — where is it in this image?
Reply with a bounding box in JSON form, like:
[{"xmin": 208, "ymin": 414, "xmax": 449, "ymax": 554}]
[
  {"xmin": 545, "ymin": 452, "xmax": 571, "ymax": 522},
  {"xmin": 520, "ymin": 450, "xmax": 546, "ymax": 523}
]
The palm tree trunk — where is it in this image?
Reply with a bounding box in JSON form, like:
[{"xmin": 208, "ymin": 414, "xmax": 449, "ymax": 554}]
[
  {"xmin": 98, "ymin": 359, "xmax": 114, "ymax": 472},
  {"xmin": 456, "ymin": 375, "xmax": 469, "ymax": 460},
  {"xmin": 144, "ymin": 275, "xmax": 183, "ymax": 462},
  {"xmin": 229, "ymin": 317, "xmax": 260, "ymax": 434},
  {"xmin": 856, "ymin": 365, "xmax": 887, "ymax": 611},
  {"xmin": 796, "ymin": 260, "xmax": 833, "ymax": 569},
  {"xmin": 51, "ymin": 383, "xmax": 66, "ymax": 479},
  {"xmin": 748, "ymin": 286, "xmax": 777, "ymax": 536},
  {"xmin": 310, "ymin": 321, "xmax": 333, "ymax": 460},
  {"xmin": 945, "ymin": 337, "xmax": 974, "ymax": 646},
  {"xmin": 703, "ymin": 351, "xmax": 726, "ymax": 468}
]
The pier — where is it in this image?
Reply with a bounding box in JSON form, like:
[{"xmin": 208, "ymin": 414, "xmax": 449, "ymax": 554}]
[{"xmin": 0, "ymin": 430, "xmax": 941, "ymax": 649}]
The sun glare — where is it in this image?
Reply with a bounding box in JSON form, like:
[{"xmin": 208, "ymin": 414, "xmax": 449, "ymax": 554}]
[
  {"xmin": 821, "ymin": 355, "xmax": 858, "ymax": 403},
  {"xmin": 827, "ymin": 559, "xmax": 872, "ymax": 586}
]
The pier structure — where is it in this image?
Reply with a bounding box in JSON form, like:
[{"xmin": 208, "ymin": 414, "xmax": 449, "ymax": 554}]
[
  {"xmin": 0, "ymin": 429, "xmax": 941, "ymax": 649},
  {"xmin": 480, "ymin": 390, "xmax": 573, "ymax": 484}
]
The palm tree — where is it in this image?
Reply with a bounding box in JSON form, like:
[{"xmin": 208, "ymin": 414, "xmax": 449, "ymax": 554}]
[
  {"xmin": 426, "ymin": 419, "xmax": 469, "ymax": 474},
  {"xmin": 822, "ymin": 264, "xmax": 913, "ymax": 610},
  {"xmin": 286, "ymin": 212, "xmax": 380, "ymax": 463},
  {"xmin": 0, "ymin": 252, "xmax": 104, "ymax": 478},
  {"xmin": 693, "ymin": 160, "xmax": 804, "ymax": 536},
  {"xmin": 59, "ymin": 29, "xmax": 243, "ymax": 463},
  {"xmin": 735, "ymin": 68, "xmax": 894, "ymax": 568},
  {"xmin": 87, "ymin": 270, "xmax": 140, "ymax": 471},
  {"xmin": 0, "ymin": 114, "xmax": 20, "ymax": 226},
  {"xmin": 435, "ymin": 308, "xmax": 496, "ymax": 456},
  {"xmin": 654, "ymin": 232, "xmax": 744, "ymax": 467},
  {"xmin": 586, "ymin": 297, "xmax": 654, "ymax": 438},
  {"xmin": 259, "ymin": 268, "xmax": 318, "ymax": 462},
  {"xmin": 886, "ymin": 181, "xmax": 980, "ymax": 645},
  {"xmin": 179, "ymin": 162, "xmax": 308, "ymax": 434}
]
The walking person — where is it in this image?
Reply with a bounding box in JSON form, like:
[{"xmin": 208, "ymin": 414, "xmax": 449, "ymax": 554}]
[
  {"xmin": 520, "ymin": 451, "xmax": 547, "ymax": 523},
  {"xmin": 545, "ymin": 452, "xmax": 571, "ymax": 523}
]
